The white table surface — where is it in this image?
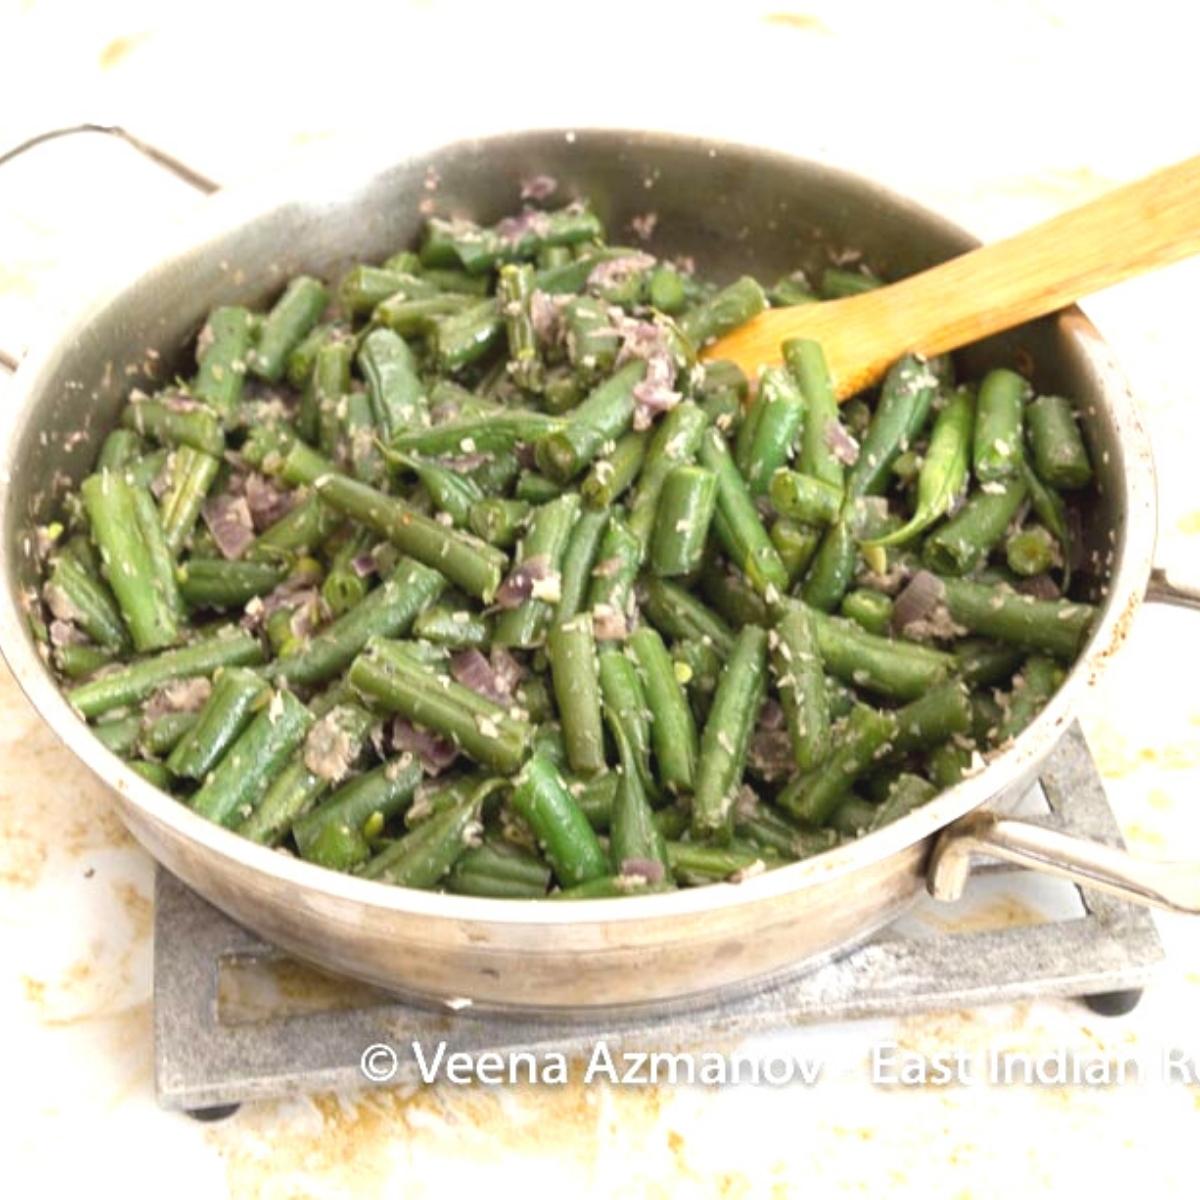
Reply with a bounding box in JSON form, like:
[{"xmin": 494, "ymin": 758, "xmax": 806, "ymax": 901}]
[{"xmin": 3, "ymin": 2, "xmax": 1200, "ymax": 1195}]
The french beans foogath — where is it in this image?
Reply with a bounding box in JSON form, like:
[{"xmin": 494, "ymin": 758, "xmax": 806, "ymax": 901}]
[{"xmin": 31, "ymin": 188, "xmax": 1098, "ymax": 898}]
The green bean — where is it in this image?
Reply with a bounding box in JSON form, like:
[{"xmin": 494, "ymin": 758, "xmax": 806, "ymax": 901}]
[
  {"xmin": 432, "ymin": 300, "xmax": 504, "ymax": 372},
  {"xmin": 272, "ymin": 558, "xmax": 444, "ymax": 687},
  {"xmin": 626, "ymin": 626, "xmax": 697, "ymax": 794},
  {"xmin": 237, "ymin": 704, "xmax": 378, "ymax": 845},
  {"xmin": 783, "ymin": 338, "xmax": 844, "ymax": 492},
  {"xmin": 340, "ymin": 265, "xmax": 436, "ymax": 315},
  {"xmin": 551, "ymin": 875, "xmax": 673, "ymax": 899},
  {"xmin": 953, "ymin": 639, "xmax": 1025, "ymax": 686},
  {"xmin": 769, "ymin": 470, "xmax": 842, "ymax": 526},
  {"xmin": 193, "ymin": 306, "xmax": 253, "ymax": 420},
  {"xmin": 130, "ymin": 761, "xmax": 172, "ymax": 788},
  {"xmin": 94, "ymin": 713, "xmax": 142, "ymax": 756},
  {"xmin": 641, "ymin": 576, "xmax": 734, "ymax": 655},
  {"xmin": 735, "ymin": 365, "xmax": 805, "ymax": 495},
  {"xmin": 698, "ymin": 555, "xmax": 770, "ymax": 628},
  {"xmin": 772, "ymin": 604, "xmax": 830, "ymax": 772},
  {"xmin": 828, "ymin": 795, "xmax": 879, "ymax": 837},
  {"xmin": 695, "ymin": 359, "xmax": 749, "ymax": 435},
  {"xmin": 80, "ymin": 471, "xmax": 180, "ymax": 652},
  {"xmin": 386, "ymin": 451, "xmax": 484, "ymax": 529},
  {"xmin": 1026, "ymin": 395, "xmax": 1093, "ymax": 489},
  {"xmin": 996, "ymin": 655, "xmax": 1064, "ymax": 742},
  {"xmin": 840, "ymin": 589, "xmax": 893, "ymax": 636},
  {"xmin": 936, "ymin": 576, "xmax": 1094, "ymax": 660},
  {"xmin": 141, "ymin": 711, "xmax": 192, "ymax": 761},
  {"xmin": 321, "ymin": 526, "xmax": 375, "ymax": 615},
  {"xmin": 421, "ymin": 207, "xmax": 604, "ymax": 274},
  {"xmin": 679, "ymin": 276, "xmax": 767, "ymax": 347},
  {"xmin": 778, "ymin": 703, "xmax": 897, "ymax": 825},
  {"xmin": 158, "ymin": 447, "xmax": 221, "ymax": 556},
  {"xmin": 1019, "ymin": 459, "xmax": 1072, "ymax": 586},
  {"xmin": 361, "ymin": 780, "xmax": 497, "ymax": 888},
  {"xmin": 447, "ymin": 838, "xmax": 552, "ymax": 898},
  {"xmin": 247, "ymin": 494, "xmax": 339, "ymax": 564},
  {"xmin": 807, "ymin": 607, "xmax": 953, "ymax": 700},
  {"xmin": 1006, "ymin": 525, "xmax": 1059, "ymax": 577},
  {"xmin": 770, "ymin": 518, "xmax": 821, "ymax": 583},
  {"xmin": 190, "ymin": 689, "xmax": 313, "ymax": 827},
  {"xmin": 349, "ymin": 638, "xmax": 532, "ymax": 772},
  {"xmin": 665, "ymin": 841, "xmax": 771, "ymax": 885},
  {"xmin": 735, "ymin": 798, "xmax": 838, "ymax": 858},
  {"xmin": 497, "ymin": 263, "xmax": 544, "ymax": 391},
  {"xmin": 973, "ymin": 369, "xmax": 1028, "ymax": 482},
  {"xmin": 411, "ymin": 605, "xmax": 490, "ymax": 649},
  {"xmin": 927, "ymin": 741, "xmax": 972, "ymax": 789},
  {"xmin": 293, "ymin": 754, "xmax": 424, "ymax": 870},
  {"xmin": 556, "ymin": 508, "xmax": 609, "ymax": 622},
  {"xmin": 493, "ymin": 493, "xmax": 580, "ymax": 648},
  {"xmin": 607, "ymin": 720, "xmax": 671, "ymax": 880},
  {"xmin": 167, "ymin": 667, "xmax": 270, "ymax": 780},
  {"xmin": 249, "ymin": 276, "xmax": 328, "ymax": 382},
  {"xmin": 67, "ymin": 628, "xmax": 263, "ymax": 719},
  {"xmin": 692, "ymin": 625, "xmax": 768, "ymax": 840},
  {"xmin": 45, "ymin": 554, "xmax": 130, "ymax": 652},
  {"xmin": 922, "ymin": 476, "xmax": 1028, "ymax": 575},
  {"xmin": 123, "ymin": 448, "xmax": 169, "ymax": 490},
  {"xmin": 585, "ymin": 516, "xmax": 641, "ymax": 638},
  {"xmin": 547, "ymin": 614, "xmax": 606, "ymax": 775},
  {"xmin": 374, "ymin": 292, "xmax": 477, "ymax": 336},
  {"xmin": 122, "ymin": 399, "xmax": 225, "ymax": 458},
  {"xmin": 514, "ymin": 471, "xmax": 563, "ymax": 503},
  {"xmin": 866, "ymin": 385, "xmax": 974, "ymax": 548},
  {"xmin": 872, "ymin": 773, "xmax": 937, "ymax": 829},
  {"xmin": 542, "ymin": 368, "xmax": 585, "ymax": 414},
  {"xmin": 284, "ymin": 460, "xmax": 504, "ymax": 601},
  {"xmin": 800, "ymin": 518, "xmax": 859, "ymax": 612},
  {"xmin": 357, "ymin": 328, "xmax": 428, "ymax": 443},
  {"xmin": 627, "ymin": 400, "xmax": 709, "ymax": 549},
  {"xmin": 467, "ymin": 498, "xmax": 530, "ymax": 552},
  {"xmin": 891, "ymin": 681, "xmax": 972, "ymax": 754},
  {"xmin": 533, "ymin": 245, "xmax": 634, "ymax": 295},
  {"xmin": 581, "ymin": 430, "xmax": 649, "ymax": 510},
  {"xmin": 509, "ymin": 753, "xmax": 608, "ymax": 887},
  {"xmin": 820, "ymin": 267, "xmax": 882, "ymax": 298},
  {"xmin": 285, "ymin": 322, "xmax": 345, "ymax": 389},
  {"xmin": 387, "ymin": 410, "xmax": 562, "ymax": 457},
  {"xmin": 535, "ymin": 361, "xmax": 646, "ymax": 483},
  {"xmin": 700, "ymin": 426, "xmax": 789, "ymax": 598},
  {"xmin": 599, "ymin": 648, "xmax": 658, "ymax": 802},
  {"xmin": 55, "ymin": 643, "xmax": 118, "ymax": 679},
  {"xmin": 177, "ymin": 558, "xmax": 287, "ymax": 609},
  {"xmin": 847, "ymin": 354, "xmax": 943, "ymax": 497},
  {"xmin": 649, "ymin": 465, "xmax": 717, "ymax": 578},
  {"xmin": 97, "ymin": 429, "xmax": 142, "ymax": 472}
]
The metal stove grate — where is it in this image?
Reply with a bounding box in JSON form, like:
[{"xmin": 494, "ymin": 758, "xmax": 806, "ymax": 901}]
[{"xmin": 154, "ymin": 724, "xmax": 1163, "ymax": 1112}]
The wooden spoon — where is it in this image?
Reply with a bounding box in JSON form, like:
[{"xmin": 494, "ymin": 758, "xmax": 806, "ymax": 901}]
[{"xmin": 702, "ymin": 155, "xmax": 1200, "ymax": 398}]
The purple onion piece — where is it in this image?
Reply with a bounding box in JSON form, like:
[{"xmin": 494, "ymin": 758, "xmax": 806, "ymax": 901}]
[
  {"xmin": 891, "ymin": 570, "xmax": 947, "ymax": 634},
  {"xmin": 1015, "ymin": 574, "xmax": 1062, "ymax": 600},
  {"xmin": 202, "ymin": 493, "xmax": 255, "ymax": 561},
  {"xmin": 244, "ymin": 472, "xmax": 296, "ymax": 532},
  {"xmin": 824, "ymin": 419, "xmax": 860, "ymax": 466},
  {"xmin": 350, "ymin": 553, "xmax": 377, "ymax": 579},
  {"xmin": 392, "ymin": 718, "xmax": 458, "ymax": 775},
  {"xmin": 49, "ymin": 619, "xmax": 85, "ymax": 647},
  {"xmin": 495, "ymin": 554, "xmax": 552, "ymax": 610},
  {"xmin": 586, "ymin": 252, "xmax": 656, "ymax": 291},
  {"xmin": 619, "ymin": 857, "xmax": 665, "ymax": 885},
  {"xmin": 520, "ymin": 174, "xmax": 558, "ymax": 201}
]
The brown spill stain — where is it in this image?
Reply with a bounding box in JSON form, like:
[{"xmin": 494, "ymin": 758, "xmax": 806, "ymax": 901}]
[
  {"xmin": 0, "ymin": 674, "xmax": 135, "ymax": 890},
  {"xmin": 218, "ymin": 954, "xmax": 390, "ymax": 1025},
  {"xmin": 914, "ymin": 894, "xmax": 1048, "ymax": 935},
  {"xmin": 114, "ymin": 881, "xmax": 153, "ymax": 942},
  {"xmin": 208, "ymin": 1076, "xmax": 670, "ymax": 1196},
  {"xmin": 98, "ymin": 32, "xmax": 152, "ymax": 70},
  {"xmin": 762, "ymin": 12, "xmax": 831, "ymax": 33},
  {"xmin": 1177, "ymin": 511, "xmax": 1200, "ymax": 536}
]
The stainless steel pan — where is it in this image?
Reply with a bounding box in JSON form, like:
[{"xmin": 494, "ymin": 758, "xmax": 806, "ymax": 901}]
[{"xmin": 2, "ymin": 127, "xmax": 1197, "ymax": 1015}]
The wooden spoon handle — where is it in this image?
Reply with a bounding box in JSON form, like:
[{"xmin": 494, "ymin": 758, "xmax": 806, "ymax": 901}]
[{"xmin": 881, "ymin": 154, "xmax": 1200, "ymax": 360}]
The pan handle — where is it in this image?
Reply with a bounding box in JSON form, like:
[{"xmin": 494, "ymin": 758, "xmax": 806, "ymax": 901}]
[
  {"xmin": 928, "ymin": 810, "xmax": 1200, "ymax": 914},
  {"xmin": 1145, "ymin": 566, "xmax": 1200, "ymax": 612},
  {"xmin": 0, "ymin": 124, "xmax": 219, "ymax": 374}
]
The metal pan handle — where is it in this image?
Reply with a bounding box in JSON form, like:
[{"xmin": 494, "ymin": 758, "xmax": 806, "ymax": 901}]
[
  {"xmin": 0, "ymin": 124, "xmax": 218, "ymax": 373},
  {"xmin": 929, "ymin": 811, "xmax": 1200, "ymax": 914},
  {"xmin": 930, "ymin": 568, "xmax": 1200, "ymax": 915}
]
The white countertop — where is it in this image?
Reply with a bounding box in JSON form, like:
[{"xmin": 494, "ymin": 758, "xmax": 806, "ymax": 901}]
[{"xmin": 4, "ymin": 1, "xmax": 1200, "ymax": 1195}]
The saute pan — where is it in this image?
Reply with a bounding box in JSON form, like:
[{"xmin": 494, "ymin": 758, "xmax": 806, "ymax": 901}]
[{"xmin": 1, "ymin": 127, "xmax": 1197, "ymax": 1014}]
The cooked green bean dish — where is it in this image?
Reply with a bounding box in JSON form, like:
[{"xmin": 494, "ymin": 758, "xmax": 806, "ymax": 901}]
[{"xmin": 30, "ymin": 193, "xmax": 1098, "ymax": 898}]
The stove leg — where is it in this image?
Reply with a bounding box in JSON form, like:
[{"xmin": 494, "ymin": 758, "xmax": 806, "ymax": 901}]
[
  {"xmin": 1081, "ymin": 988, "xmax": 1144, "ymax": 1017},
  {"xmin": 185, "ymin": 1103, "xmax": 242, "ymax": 1122}
]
